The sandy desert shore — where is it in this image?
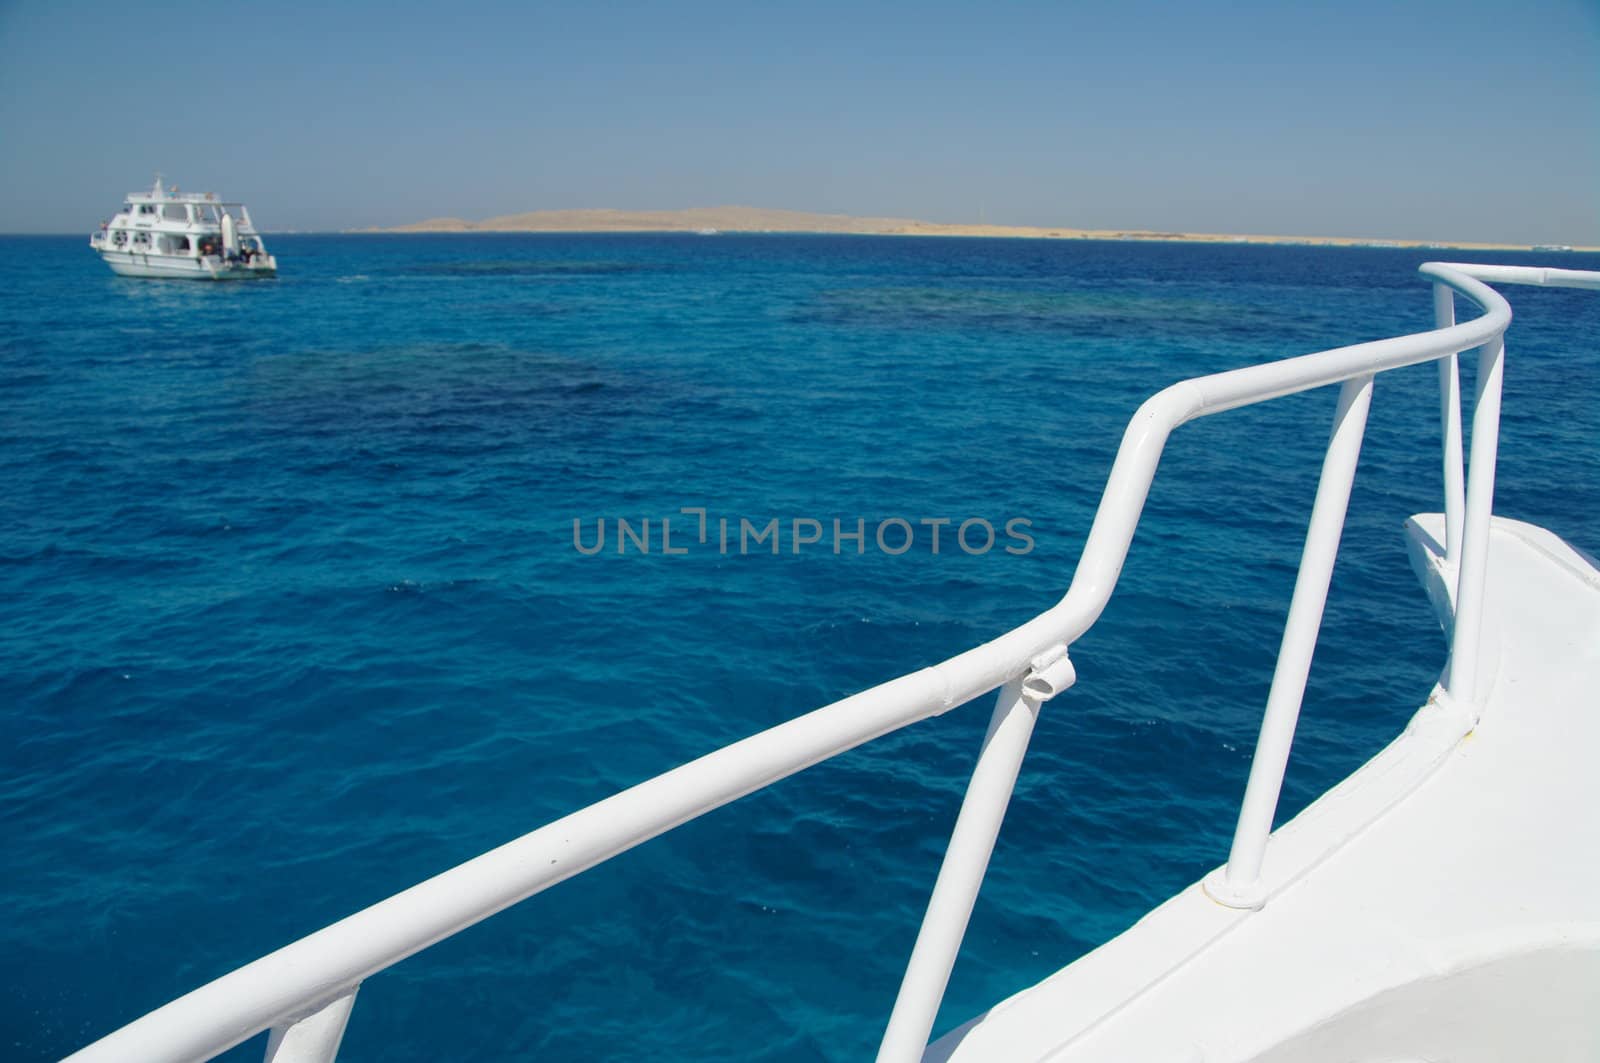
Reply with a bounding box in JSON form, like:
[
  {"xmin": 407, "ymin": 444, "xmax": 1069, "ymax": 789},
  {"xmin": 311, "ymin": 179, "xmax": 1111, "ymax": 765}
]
[{"xmin": 360, "ymin": 206, "xmax": 1589, "ymax": 251}]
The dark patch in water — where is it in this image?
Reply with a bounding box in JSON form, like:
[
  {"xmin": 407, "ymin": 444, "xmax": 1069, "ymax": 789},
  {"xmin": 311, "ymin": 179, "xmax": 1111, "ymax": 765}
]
[{"xmin": 793, "ymin": 285, "xmax": 1342, "ymax": 344}]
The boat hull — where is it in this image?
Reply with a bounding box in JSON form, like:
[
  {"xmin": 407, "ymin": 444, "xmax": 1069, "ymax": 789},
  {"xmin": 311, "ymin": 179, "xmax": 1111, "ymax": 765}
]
[{"xmin": 97, "ymin": 249, "xmax": 276, "ymax": 281}]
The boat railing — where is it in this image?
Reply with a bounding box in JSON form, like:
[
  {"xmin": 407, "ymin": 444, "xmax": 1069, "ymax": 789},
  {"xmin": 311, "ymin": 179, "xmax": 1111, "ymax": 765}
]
[{"xmin": 65, "ymin": 262, "xmax": 1600, "ymax": 1063}]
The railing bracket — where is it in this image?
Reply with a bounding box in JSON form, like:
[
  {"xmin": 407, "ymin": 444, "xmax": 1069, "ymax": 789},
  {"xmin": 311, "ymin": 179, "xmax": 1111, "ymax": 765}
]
[{"xmin": 1023, "ymin": 645, "xmax": 1076, "ymax": 703}]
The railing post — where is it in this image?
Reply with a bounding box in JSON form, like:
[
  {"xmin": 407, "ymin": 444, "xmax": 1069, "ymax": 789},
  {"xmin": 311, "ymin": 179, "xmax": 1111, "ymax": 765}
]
[
  {"xmin": 1434, "ymin": 283, "xmax": 1466, "ymax": 569},
  {"xmin": 1446, "ymin": 334, "xmax": 1504, "ymax": 710},
  {"xmin": 263, "ymin": 988, "xmax": 359, "ymax": 1063},
  {"xmin": 876, "ymin": 649, "xmax": 1076, "ymax": 1063},
  {"xmin": 1206, "ymin": 374, "xmax": 1375, "ymax": 909}
]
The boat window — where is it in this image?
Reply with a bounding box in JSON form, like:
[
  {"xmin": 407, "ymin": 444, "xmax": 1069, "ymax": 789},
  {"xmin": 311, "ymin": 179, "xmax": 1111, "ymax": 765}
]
[
  {"xmin": 139, "ymin": 204, "xmax": 157, "ymax": 215},
  {"xmin": 131, "ymin": 231, "xmax": 150, "ymax": 245},
  {"xmin": 196, "ymin": 204, "xmax": 220, "ymax": 223},
  {"xmin": 161, "ymin": 203, "xmax": 189, "ymax": 222},
  {"xmin": 122, "ymin": 203, "xmax": 134, "ymax": 216}
]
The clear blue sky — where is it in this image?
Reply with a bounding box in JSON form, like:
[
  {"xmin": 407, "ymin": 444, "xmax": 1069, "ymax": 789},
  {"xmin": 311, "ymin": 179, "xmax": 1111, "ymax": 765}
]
[{"xmin": 2, "ymin": 0, "xmax": 1596, "ymax": 242}]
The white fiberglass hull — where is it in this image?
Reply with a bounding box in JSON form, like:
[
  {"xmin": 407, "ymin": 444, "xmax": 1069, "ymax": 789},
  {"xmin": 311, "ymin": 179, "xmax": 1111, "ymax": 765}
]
[
  {"xmin": 97, "ymin": 249, "xmax": 276, "ymax": 281},
  {"xmin": 929, "ymin": 514, "xmax": 1600, "ymax": 1063}
]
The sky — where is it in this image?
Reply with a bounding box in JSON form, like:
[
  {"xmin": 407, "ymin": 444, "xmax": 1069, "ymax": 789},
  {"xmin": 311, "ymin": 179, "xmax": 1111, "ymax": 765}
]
[{"xmin": 1, "ymin": 0, "xmax": 1596, "ymax": 243}]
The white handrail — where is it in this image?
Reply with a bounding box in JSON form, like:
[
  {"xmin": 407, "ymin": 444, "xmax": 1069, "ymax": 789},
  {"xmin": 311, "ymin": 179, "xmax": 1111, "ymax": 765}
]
[
  {"xmin": 1434, "ymin": 283, "xmax": 1466, "ymax": 566},
  {"xmin": 65, "ymin": 263, "xmax": 1598, "ymax": 1063},
  {"xmin": 1214, "ymin": 372, "xmax": 1376, "ymax": 907},
  {"xmin": 1432, "ymin": 262, "xmax": 1600, "ymax": 290}
]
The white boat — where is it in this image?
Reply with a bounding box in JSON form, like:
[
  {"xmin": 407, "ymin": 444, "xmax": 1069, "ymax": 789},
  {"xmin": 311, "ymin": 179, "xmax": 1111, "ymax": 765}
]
[
  {"xmin": 88, "ymin": 176, "xmax": 278, "ymax": 280},
  {"xmin": 64, "ymin": 261, "xmax": 1599, "ymax": 1062}
]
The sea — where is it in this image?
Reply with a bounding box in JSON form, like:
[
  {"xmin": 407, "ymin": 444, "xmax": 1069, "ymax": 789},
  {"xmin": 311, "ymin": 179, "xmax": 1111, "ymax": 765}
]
[{"xmin": 3, "ymin": 233, "xmax": 1597, "ymax": 1061}]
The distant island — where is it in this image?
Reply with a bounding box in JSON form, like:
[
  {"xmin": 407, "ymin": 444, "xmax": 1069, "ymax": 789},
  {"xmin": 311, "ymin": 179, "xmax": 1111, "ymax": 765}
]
[{"xmin": 359, "ymin": 206, "xmax": 1574, "ymax": 251}]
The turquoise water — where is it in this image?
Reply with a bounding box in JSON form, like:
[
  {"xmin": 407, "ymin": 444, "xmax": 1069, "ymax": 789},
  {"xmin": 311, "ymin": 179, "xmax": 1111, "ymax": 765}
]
[{"xmin": 4, "ymin": 234, "xmax": 1597, "ymax": 1060}]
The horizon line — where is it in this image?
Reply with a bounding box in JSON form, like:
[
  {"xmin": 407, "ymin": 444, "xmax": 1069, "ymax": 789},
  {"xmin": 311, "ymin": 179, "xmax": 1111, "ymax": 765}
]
[{"xmin": 13, "ymin": 229, "xmax": 1596, "ymax": 253}]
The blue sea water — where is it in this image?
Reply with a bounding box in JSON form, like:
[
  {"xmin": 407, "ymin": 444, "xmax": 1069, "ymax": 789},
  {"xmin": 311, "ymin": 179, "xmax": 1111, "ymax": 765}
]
[{"xmin": 3, "ymin": 233, "xmax": 1597, "ymax": 1061}]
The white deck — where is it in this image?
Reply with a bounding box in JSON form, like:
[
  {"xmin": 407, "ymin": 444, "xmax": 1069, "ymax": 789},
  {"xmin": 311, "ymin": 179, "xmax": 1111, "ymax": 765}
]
[{"xmin": 929, "ymin": 513, "xmax": 1600, "ymax": 1063}]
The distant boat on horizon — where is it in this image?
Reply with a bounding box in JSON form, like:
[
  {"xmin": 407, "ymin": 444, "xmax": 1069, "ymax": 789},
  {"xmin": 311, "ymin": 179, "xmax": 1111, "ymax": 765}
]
[{"xmin": 89, "ymin": 176, "xmax": 278, "ymax": 280}]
